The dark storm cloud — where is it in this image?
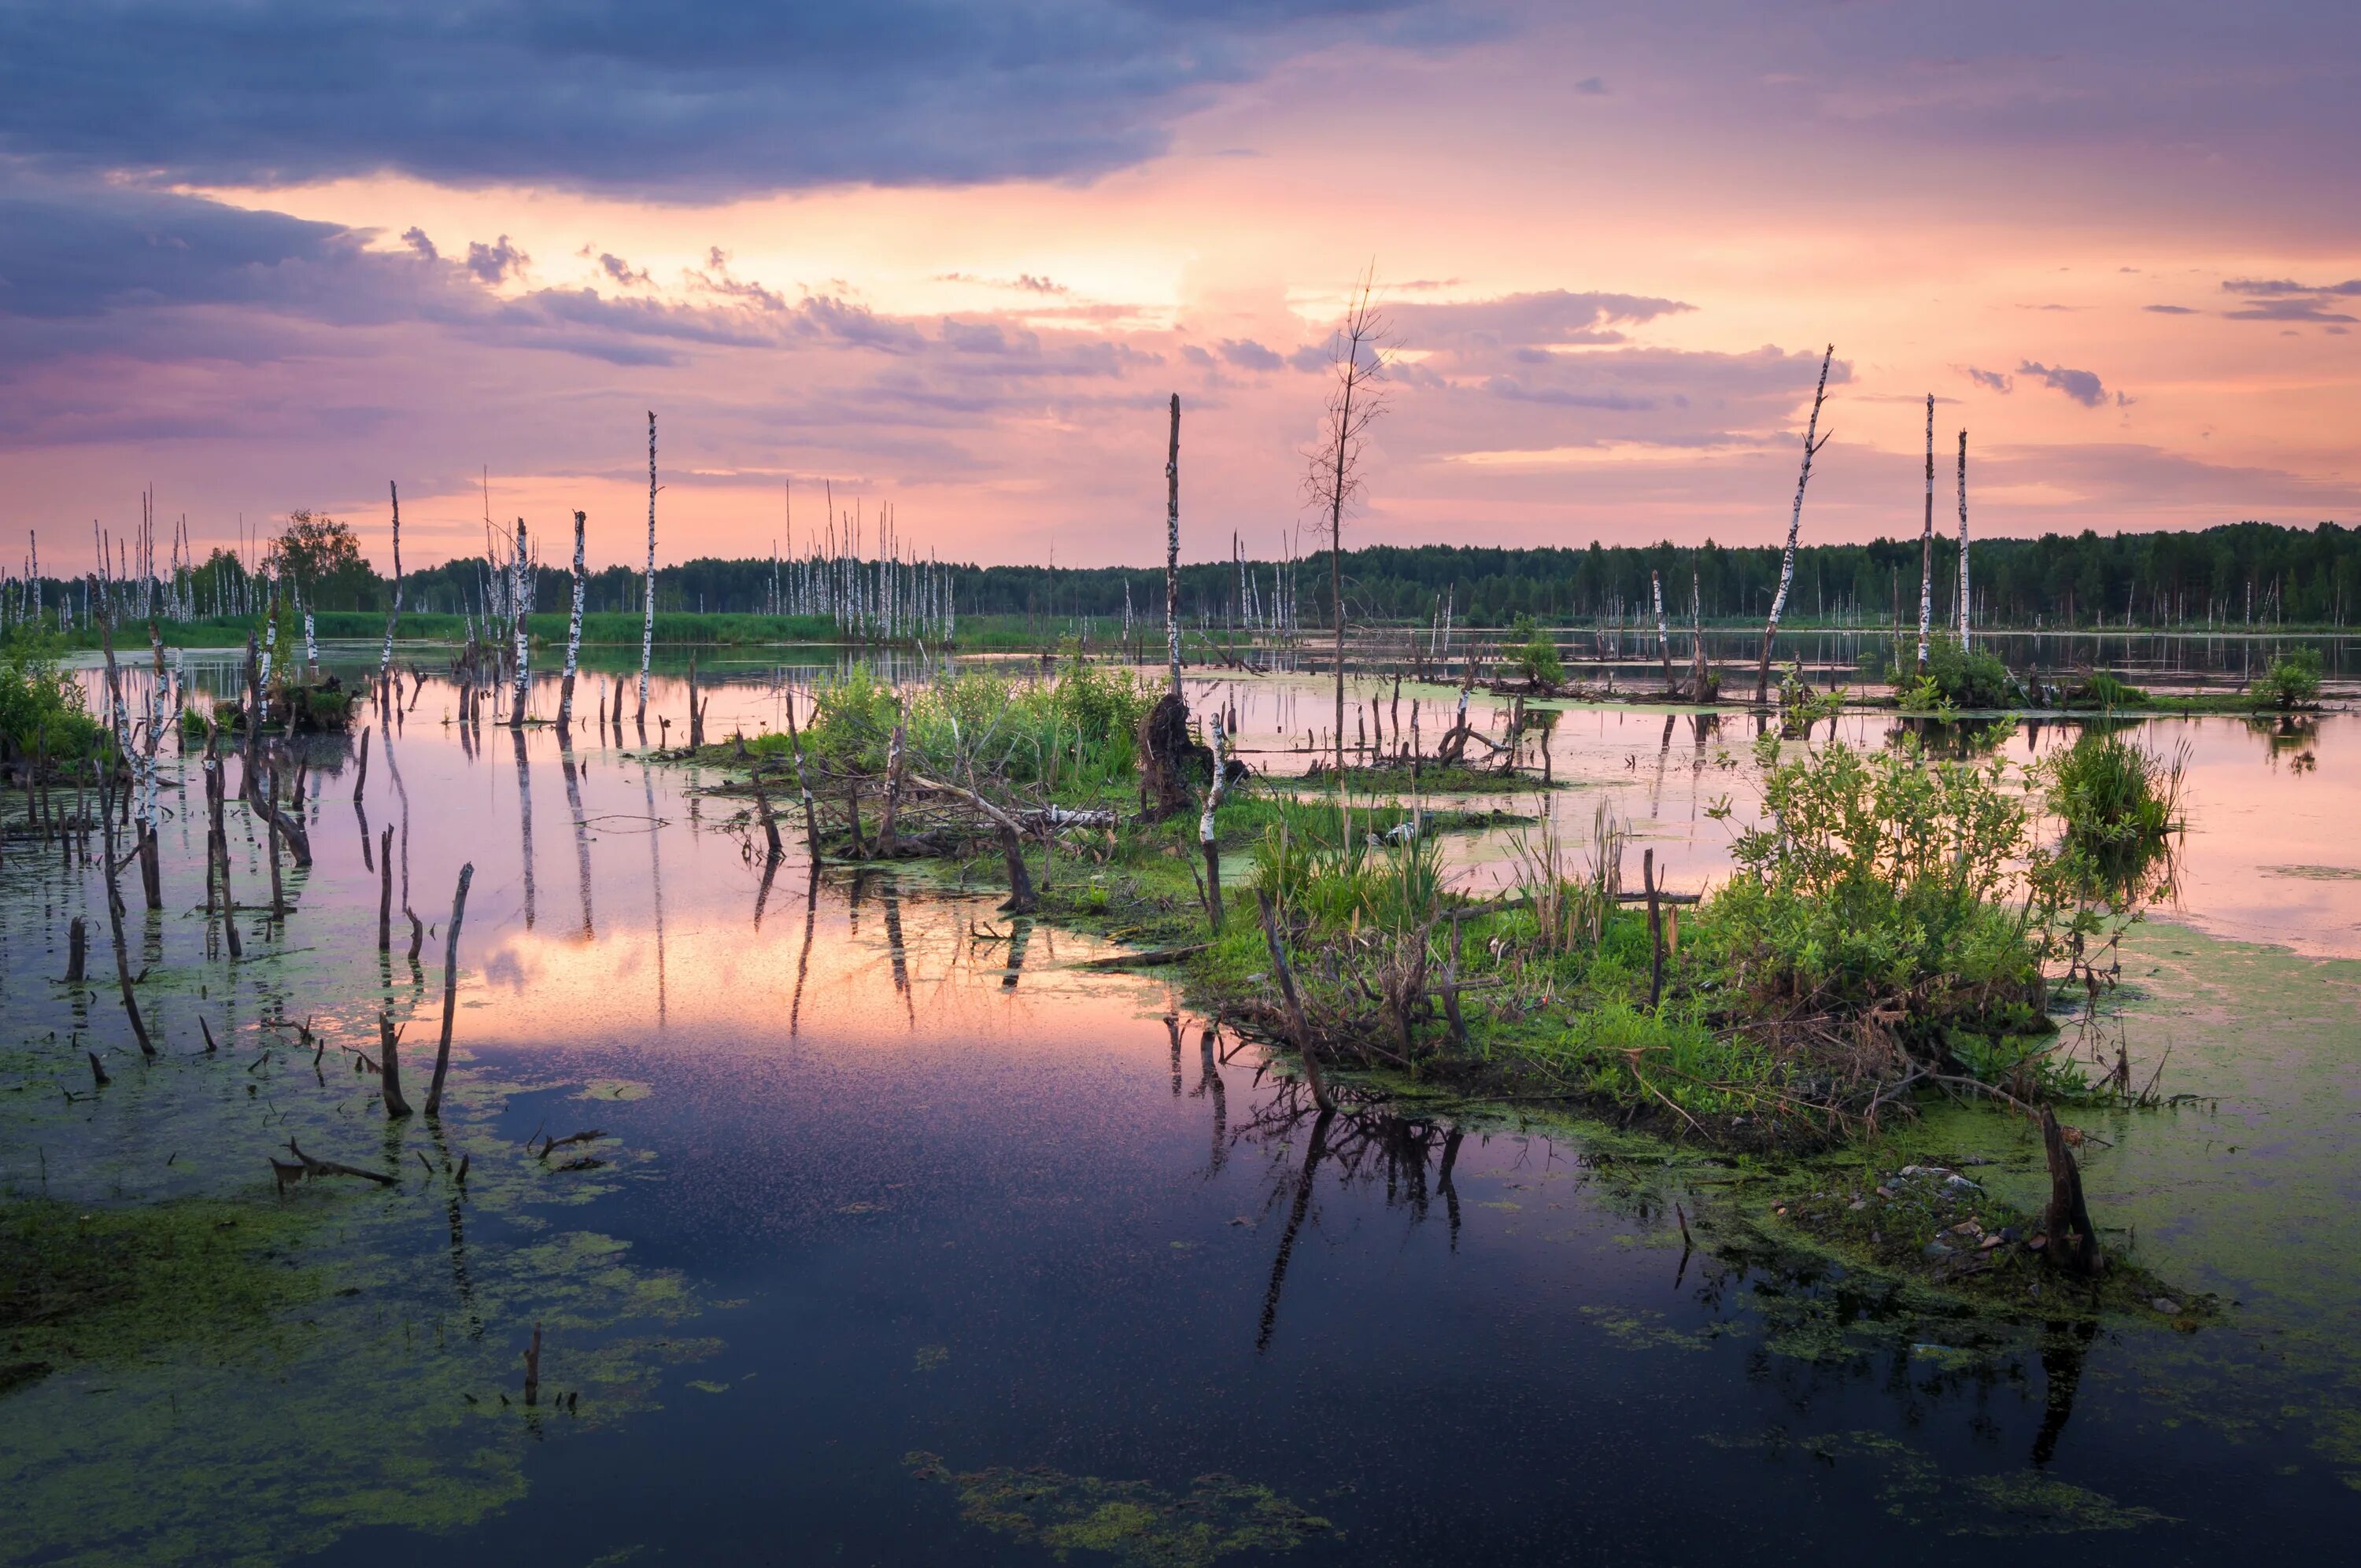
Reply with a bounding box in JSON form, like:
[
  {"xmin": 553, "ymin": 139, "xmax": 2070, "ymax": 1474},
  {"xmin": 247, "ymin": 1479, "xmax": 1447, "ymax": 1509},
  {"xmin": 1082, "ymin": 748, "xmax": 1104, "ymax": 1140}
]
[
  {"xmin": 0, "ymin": 1, "xmax": 1478, "ymax": 200},
  {"xmin": 0, "ymin": 180, "xmax": 366, "ymax": 319}
]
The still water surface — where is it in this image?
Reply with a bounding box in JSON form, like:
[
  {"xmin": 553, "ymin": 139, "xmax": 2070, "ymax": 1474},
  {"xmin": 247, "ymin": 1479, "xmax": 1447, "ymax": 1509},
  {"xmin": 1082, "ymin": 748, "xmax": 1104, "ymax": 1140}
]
[{"xmin": 4, "ymin": 647, "xmax": 2358, "ymax": 1564}]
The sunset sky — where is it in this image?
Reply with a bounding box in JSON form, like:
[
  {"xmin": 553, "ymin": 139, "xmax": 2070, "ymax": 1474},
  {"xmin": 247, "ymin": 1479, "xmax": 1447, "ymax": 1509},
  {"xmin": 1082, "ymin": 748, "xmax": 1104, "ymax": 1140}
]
[{"xmin": 2, "ymin": 1, "xmax": 2355, "ymax": 571}]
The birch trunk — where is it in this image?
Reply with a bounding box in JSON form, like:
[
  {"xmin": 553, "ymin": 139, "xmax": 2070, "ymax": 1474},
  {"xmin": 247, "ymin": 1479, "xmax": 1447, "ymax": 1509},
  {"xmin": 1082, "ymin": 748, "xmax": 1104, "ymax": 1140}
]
[
  {"xmin": 1165, "ymin": 393, "xmax": 1182, "ymax": 698},
  {"xmin": 1651, "ymin": 570, "xmax": 1674, "ymax": 692},
  {"xmin": 1956, "ymin": 428, "xmax": 1971, "ymax": 651},
  {"xmin": 1916, "ymin": 395, "xmax": 1934, "ymax": 672},
  {"xmin": 637, "ymin": 411, "xmax": 657, "ymax": 720},
  {"xmin": 1754, "ymin": 344, "xmax": 1834, "ymax": 702},
  {"xmin": 379, "ymin": 482, "xmax": 404, "ymax": 677},
  {"xmin": 508, "ymin": 517, "xmax": 530, "ymax": 726},
  {"xmin": 559, "ymin": 509, "xmax": 586, "ymax": 729},
  {"xmin": 1197, "ymin": 713, "xmax": 1231, "ymax": 931}
]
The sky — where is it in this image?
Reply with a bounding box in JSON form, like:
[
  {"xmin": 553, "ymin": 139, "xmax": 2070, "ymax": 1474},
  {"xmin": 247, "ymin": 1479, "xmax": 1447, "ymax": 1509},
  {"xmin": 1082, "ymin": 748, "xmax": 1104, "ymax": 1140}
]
[{"xmin": 1, "ymin": 0, "xmax": 2355, "ymax": 573}]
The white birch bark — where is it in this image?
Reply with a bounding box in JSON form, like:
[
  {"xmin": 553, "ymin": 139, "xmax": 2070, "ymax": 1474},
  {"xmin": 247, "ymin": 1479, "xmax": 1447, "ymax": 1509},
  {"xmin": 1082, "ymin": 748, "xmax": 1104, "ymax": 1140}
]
[
  {"xmin": 1916, "ymin": 393, "xmax": 1934, "ymax": 670},
  {"xmin": 1956, "ymin": 428, "xmax": 1971, "ymax": 651},
  {"xmin": 559, "ymin": 508, "xmax": 586, "ymax": 728},
  {"xmin": 1756, "ymin": 344, "xmax": 1834, "ymax": 700},
  {"xmin": 380, "ymin": 481, "xmax": 404, "ymax": 677},
  {"xmin": 1165, "ymin": 393, "xmax": 1182, "ymax": 697},
  {"xmin": 637, "ymin": 411, "xmax": 656, "ymax": 718},
  {"xmin": 509, "ymin": 517, "xmax": 530, "ymax": 725}
]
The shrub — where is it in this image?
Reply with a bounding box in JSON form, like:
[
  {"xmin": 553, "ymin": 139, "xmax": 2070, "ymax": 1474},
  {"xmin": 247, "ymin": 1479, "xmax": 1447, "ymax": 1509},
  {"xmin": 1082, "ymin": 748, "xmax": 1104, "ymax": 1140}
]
[
  {"xmin": 1897, "ymin": 636, "xmax": 2017, "ymax": 710},
  {"xmin": 1506, "ymin": 614, "xmax": 1563, "ymax": 688},
  {"xmin": 2251, "ymin": 645, "xmax": 2322, "ymax": 709},
  {"xmin": 1709, "ymin": 735, "xmax": 2046, "ymax": 1013},
  {"xmin": 0, "ymin": 629, "xmax": 107, "ymax": 761}
]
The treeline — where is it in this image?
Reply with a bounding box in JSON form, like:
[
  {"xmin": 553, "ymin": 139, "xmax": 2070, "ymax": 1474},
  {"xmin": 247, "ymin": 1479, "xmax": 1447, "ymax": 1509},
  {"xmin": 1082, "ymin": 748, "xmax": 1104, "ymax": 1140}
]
[
  {"xmin": 13, "ymin": 518, "xmax": 2355, "ymax": 634},
  {"xmin": 955, "ymin": 519, "xmax": 2361, "ymax": 630}
]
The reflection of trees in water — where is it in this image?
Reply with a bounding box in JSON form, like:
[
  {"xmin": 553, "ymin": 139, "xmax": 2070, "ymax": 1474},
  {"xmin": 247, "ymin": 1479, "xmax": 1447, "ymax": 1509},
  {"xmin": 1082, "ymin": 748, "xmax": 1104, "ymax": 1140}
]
[
  {"xmin": 1231, "ymin": 1077, "xmax": 1466, "ymax": 1352},
  {"xmin": 2249, "ymin": 714, "xmax": 2317, "ymax": 773},
  {"xmin": 1224, "ymin": 1069, "xmax": 2098, "ymax": 1462}
]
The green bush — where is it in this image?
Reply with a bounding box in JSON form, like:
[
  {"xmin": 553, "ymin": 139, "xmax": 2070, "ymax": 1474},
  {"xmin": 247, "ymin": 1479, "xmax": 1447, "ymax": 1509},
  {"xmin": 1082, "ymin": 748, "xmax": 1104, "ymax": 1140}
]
[
  {"xmin": 2252, "ymin": 646, "xmax": 2322, "ymax": 709},
  {"xmin": 1709, "ymin": 735, "xmax": 2045, "ymax": 1012},
  {"xmin": 1506, "ymin": 614, "xmax": 1563, "ymax": 687},
  {"xmin": 0, "ymin": 629, "xmax": 107, "ymax": 761},
  {"xmin": 1897, "ymin": 636, "xmax": 2017, "ymax": 710}
]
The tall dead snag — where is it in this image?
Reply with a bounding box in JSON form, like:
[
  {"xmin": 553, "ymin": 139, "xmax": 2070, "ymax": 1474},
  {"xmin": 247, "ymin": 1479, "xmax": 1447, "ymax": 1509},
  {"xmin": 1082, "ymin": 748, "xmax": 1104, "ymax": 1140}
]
[
  {"xmin": 1956, "ymin": 427, "xmax": 1971, "ymax": 651},
  {"xmin": 781, "ymin": 693, "xmax": 822, "ymax": 861},
  {"xmin": 1255, "ymin": 891, "xmax": 1330, "ymax": 1111},
  {"xmin": 1303, "ymin": 266, "xmax": 1391, "ymax": 776},
  {"xmin": 379, "ymin": 1011, "xmax": 412, "ymax": 1118},
  {"xmin": 1165, "ymin": 393, "xmax": 1183, "ymax": 699},
  {"xmin": 424, "ymin": 862, "xmax": 475, "ymax": 1116},
  {"xmin": 508, "ymin": 516, "xmax": 530, "ymax": 727},
  {"xmin": 1651, "ymin": 570, "xmax": 1675, "ymax": 693},
  {"xmin": 380, "ymin": 481, "xmax": 404, "ymax": 679},
  {"xmin": 97, "ymin": 766, "xmax": 154, "ymax": 1057},
  {"xmin": 558, "ymin": 509, "xmax": 586, "ymax": 729},
  {"xmin": 377, "ymin": 825, "xmax": 394, "ymax": 950},
  {"xmin": 1754, "ymin": 343, "xmax": 1834, "ymax": 703},
  {"xmin": 1690, "ymin": 570, "xmax": 1709, "ymax": 697},
  {"xmin": 638, "ymin": 412, "xmax": 657, "ymax": 722},
  {"xmin": 1197, "ymin": 712, "xmax": 1233, "ymax": 931},
  {"xmin": 2041, "ymin": 1106, "xmax": 2100, "ymax": 1275},
  {"xmin": 1916, "ymin": 394, "xmax": 1934, "ymax": 673}
]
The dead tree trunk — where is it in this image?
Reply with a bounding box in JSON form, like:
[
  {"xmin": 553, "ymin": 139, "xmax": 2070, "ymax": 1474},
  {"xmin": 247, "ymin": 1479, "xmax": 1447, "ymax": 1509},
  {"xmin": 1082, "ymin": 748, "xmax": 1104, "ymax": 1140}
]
[
  {"xmin": 379, "ymin": 1010, "xmax": 412, "ymax": 1118},
  {"xmin": 559, "ymin": 508, "xmax": 586, "ymax": 729},
  {"xmin": 1197, "ymin": 713, "xmax": 1232, "ymax": 931},
  {"xmin": 424, "ymin": 862, "xmax": 475, "ymax": 1116},
  {"xmin": 1755, "ymin": 343, "xmax": 1834, "ymax": 702},
  {"xmin": 1652, "ymin": 570, "xmax": 1675, "ymax": 694},
  {"xmin": 1256, "ymin": 890, "xmax": 1330, "ymax": 1111},
  {"xmin": 1165, "ymin": 393, "xmax": 1183, "ymax": 699},
  {"xmin": 1916, "ymin": 393, "xmax": 1934, "ymax": 673},
  {"xmin": 2041, "ymin": 1106, "xmax": 2100, "ymax": 1275}
]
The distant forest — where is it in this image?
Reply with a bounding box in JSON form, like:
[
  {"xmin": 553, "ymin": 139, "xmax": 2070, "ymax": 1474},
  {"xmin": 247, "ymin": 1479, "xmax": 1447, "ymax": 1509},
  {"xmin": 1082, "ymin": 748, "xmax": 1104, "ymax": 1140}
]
[{"xmin": 33, "ymin": 517, "xmax": 2359, "ymax": 632}]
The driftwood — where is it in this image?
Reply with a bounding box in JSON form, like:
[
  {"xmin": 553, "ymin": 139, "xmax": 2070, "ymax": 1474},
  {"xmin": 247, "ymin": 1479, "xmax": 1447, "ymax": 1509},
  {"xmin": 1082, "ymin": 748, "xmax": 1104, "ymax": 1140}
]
[
  {"xmin": 379, "ymin": 1011, "xmax": 412, "ymax": 1118},
  {"xmin": 283, "ymin": 1138, "xmax": 397, "ymax": 1186}
]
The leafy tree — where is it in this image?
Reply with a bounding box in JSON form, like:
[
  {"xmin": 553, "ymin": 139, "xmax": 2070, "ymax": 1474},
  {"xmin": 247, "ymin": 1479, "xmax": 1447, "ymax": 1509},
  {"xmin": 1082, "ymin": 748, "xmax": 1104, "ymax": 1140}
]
[{"xmin": 265, "ymin": 512, "xmax": 377, "ymax": 611}]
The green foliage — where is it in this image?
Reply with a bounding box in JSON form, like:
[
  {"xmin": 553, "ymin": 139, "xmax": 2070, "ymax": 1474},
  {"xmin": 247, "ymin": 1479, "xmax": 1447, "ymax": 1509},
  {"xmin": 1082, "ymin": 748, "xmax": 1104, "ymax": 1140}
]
[
  {"xmin": 0, "ymin": 628, "xmax": 107, "ymax": 760},
  {"xmin": 1505, "ymin": 614, "xmax": 1563, "ymax": 686},
  {"xmin": 1898, "ymin": 636, "xmax": 2017, "ymax": 710},
  {"xmin": 2063, "ymin": 670, "xmax": 2148, "ymax": 709},
  {"xmin": 2251, "ymin": 645, "xmax": 2322, "ymax": 708},
  {"xmin": 773, "ymin": 655, "xmax": 1155, "ymax": 794},
  {"xmin": 264, "ymin": 511, "xmax": 378, "ymax": 610},
  {"xmin": 1710, "ymin": 736, "xmax": 2045, "ymax": 1009},
  {"xmin": 2046, "ymin": 729, "xmax": 2182, "ymax": 854}
]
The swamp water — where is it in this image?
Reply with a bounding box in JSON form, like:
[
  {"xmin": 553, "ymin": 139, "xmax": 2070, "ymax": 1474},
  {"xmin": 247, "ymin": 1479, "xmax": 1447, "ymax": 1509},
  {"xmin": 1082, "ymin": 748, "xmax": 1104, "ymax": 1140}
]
[{"xmin": 4, "ymin": 648, "xmax": 2359, "ymax": 1564}]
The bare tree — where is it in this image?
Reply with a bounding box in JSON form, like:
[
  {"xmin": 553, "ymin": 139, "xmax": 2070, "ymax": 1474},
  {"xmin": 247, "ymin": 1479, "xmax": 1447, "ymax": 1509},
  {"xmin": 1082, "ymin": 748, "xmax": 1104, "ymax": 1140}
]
[
  {"xmin": 637, "ymin": 411, "xmax": 656, "ymax": 722},
  {"xmin": 1916, "ymin": 393, "xmax": 1934, "ymax": 673},
  {"xmin": 1754, "ymin": 344, "xmax": 1834, "ymax": 703},
  {"xmin": 1956, "ymin": 427, "xmax": 1971, "ymax": 651},
  {"xmin": 1165, "ymin": 393, "xmax": 1182, "ymax": 697},
  {"xmin": 380, "ymin": 481, "xmax": 403, "ymax": 678},
  {"xmin": 1302, "ymin": 266, "xmax": 1391, "ymax": 776}
]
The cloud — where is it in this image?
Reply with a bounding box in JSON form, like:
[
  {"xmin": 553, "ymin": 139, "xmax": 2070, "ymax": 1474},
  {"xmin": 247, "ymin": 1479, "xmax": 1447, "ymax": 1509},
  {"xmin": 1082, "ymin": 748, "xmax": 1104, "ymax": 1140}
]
[
  {"xmin": 2223, "ymin": 296, "xmax": 2359, "ymax": 324},
  {"xmin": 2016, "ymin": 360, "xmax": 2113, "ymax": 408},
  {"xmin": 1389, "ymin": 288, "xmax": 1692, "ymax": 346},
  {"xmin": 465, "ymin": 235, "xmax": 529, "ymax": 286},
  {"xmin": 1217, "ymin": 338, "xmax": 1283, "ymax": 371},
  {"xmin": 400, "ymin": 227, "xmax": 438, "ymax": 262},
  {"xmin": 1574, "ymin": 76, "xmax": 1608, "ymax": 94},
  {"xmin": 686, "ymin": 247, "xmax": 784, "ymax": 312},
  {"xmin": 2222, "ymin": 276, "xmax": 2361, "ymax": 296},
  {"xmin": 597, "ymin": 251, "xmax": 650, "ymax": 286},
  {"xmin": 0, "ymin": 0, "xmax": 1481, "ymax": 200},
  {"xmin": 2142, "ymin": 304, "xmax": 2197, "ymax": 314},
  {"xmin": 1961, "ymin": 366, "xmax": 2014, "ymax": 393}
]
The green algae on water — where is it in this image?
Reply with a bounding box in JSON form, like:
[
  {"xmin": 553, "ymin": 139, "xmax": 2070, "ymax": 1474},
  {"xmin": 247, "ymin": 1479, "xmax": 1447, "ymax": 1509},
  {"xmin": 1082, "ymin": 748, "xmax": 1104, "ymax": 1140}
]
[{"xmin": 905, "ymin": 1452, "xmax": 1335, "ymax": 1567}]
